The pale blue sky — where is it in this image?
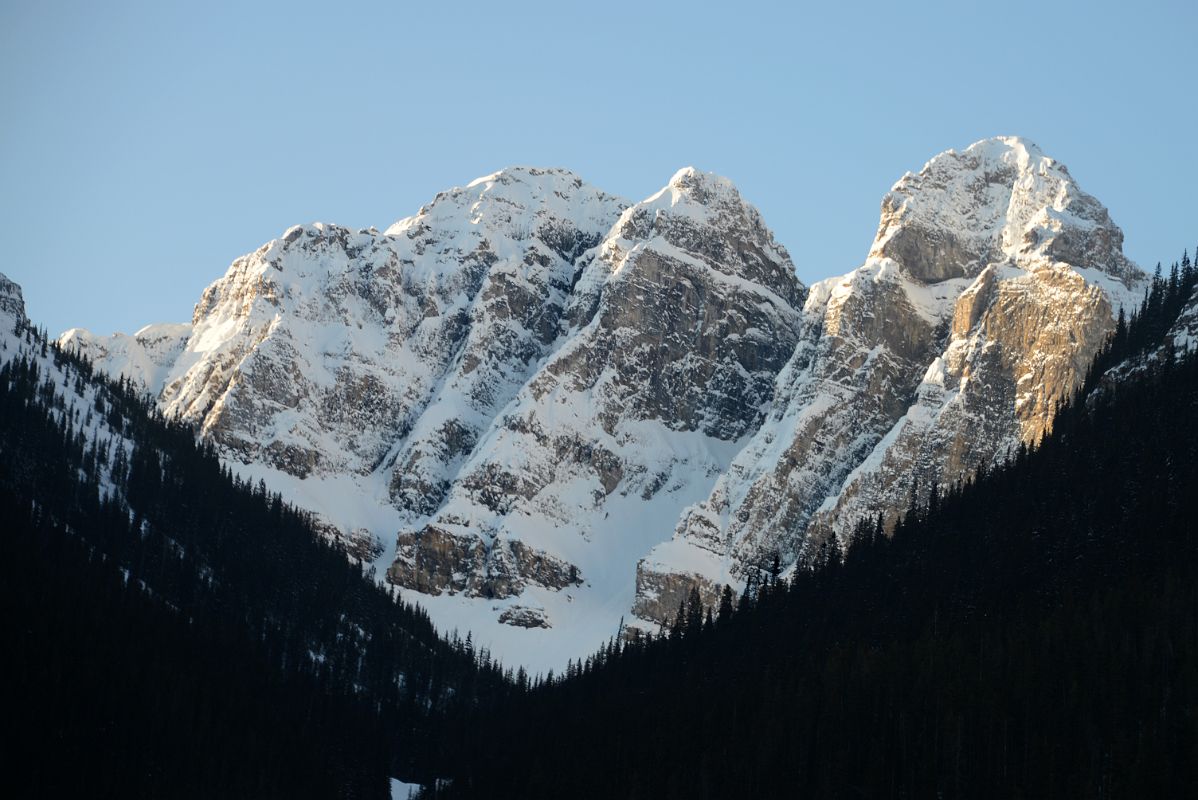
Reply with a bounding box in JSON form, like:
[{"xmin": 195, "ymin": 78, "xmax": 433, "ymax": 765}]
[{"xmin": 3, "ymin": 0, "xmax": 1195, "ymax": 336}]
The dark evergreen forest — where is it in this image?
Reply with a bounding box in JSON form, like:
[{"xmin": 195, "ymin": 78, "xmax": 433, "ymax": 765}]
[{"xmin": 2, "ymin": 250, "xmax": 1196, "ymax": 798}]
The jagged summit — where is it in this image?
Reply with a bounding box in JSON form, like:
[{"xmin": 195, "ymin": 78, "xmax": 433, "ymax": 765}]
[
  {"xmin": 651, "ymin": 166, "xmax": 745, "ymax": 209},
  {"xmin": 385, "ymin": 165, "xmax": 807, "ymax": 668},
  {"xmin": 465, "ymin": 165, "xmax": 585, "ymax": 189},
  {"xmin": 635, "ymin": 166, "xmax": 772, "ymax": 231},
  {"xmin": 871, "ymin": 136, "xmax": 1136, "ymax": 283},
  {"xmin": 634, "ymin": 137, "xmax": 1145, "ymax": 629},
  {"xmin": 385, "ymin": 166, "xmax": 624, "ymax": 243},
  {"xmin": 589, "ymin": 166, "xmax": 802, "ymax": 309}
]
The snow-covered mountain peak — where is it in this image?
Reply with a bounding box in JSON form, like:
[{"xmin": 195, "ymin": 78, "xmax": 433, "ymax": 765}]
[
  {"xmin": 956, "ymin": 134, "xmax": 1045, "ymax": 166},
  {"xmin": 385, "ymin": 166, "xmax": 626, "ymax": 248},
  {"xmin": 656, "ymin": 166, "xmax": 742, "ymax": 207},
  {"xmin": 637, "ymin": 137, "xmax": 1145, "ymax": 633},
  {"xmin": 871, "ymin": 136, "xmax": 1136, "ymax": 284},
  {"xmin": 634, "ymin": 166, "xmax": 761, "ymax": 225},
  {"xmin": 154, "ymin": 166, "xmax": 629, "ymax": 482},
  {"xmin": 381, "ymin": 159, "xmax": 807, "ymax": 667},
  {"xmin": 464, "ymin": 164, "xmax": 582, "ymax": 189},
  {"xmin": 590, "ymin": 168, "xmax": 801, "ymax": 309}
]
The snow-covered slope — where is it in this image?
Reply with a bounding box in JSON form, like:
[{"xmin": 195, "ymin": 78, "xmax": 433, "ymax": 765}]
[
  {"xmin": 635, "ymin": 137, "xmax": 1145, "ymax": 624},
  {"xmin": 1168, "ymin": 278, "xmax": 1198, "ymax": 352},
  {"xmin": 2, "ymin": 274, "xmax": 135, "ymax": 505},
  {"xmin": 56, "ymin": 138, "xmax": 1144, "ymax": 670},
  {"xmin": 59, "ymin": 323, "xmax": 192, "ymax": 396},
  {"xmin": 390, "ymin": 168, "xmax": 805, "ymax": 666},
  {"xmin": 159, "ymin": 167, "xmax": 625, "ymax": 491}
]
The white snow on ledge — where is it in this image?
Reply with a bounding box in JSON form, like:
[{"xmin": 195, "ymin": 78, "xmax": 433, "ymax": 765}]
[{"xmin": 390, "ymin": 777, "xmax": 421, "ymax": 799}]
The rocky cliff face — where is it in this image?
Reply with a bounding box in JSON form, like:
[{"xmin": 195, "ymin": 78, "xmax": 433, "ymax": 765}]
[
  {"xmin": 634, "ymin": 137, "xmax": 1143, "ymax": 627},
  {"xmin": 57, "ymin": 138, "xmax": 1144, "ymax": 669},
  {"xmin": 0, "ymin": 273, "xmax": 27, "ymax": 328},
  {"xmin": 388, "ymin": 170, "xmax": 805, "ymax": 652},
  {"xmin": 157, "ymin": 168, "xmax": 627, "ymax": 490}
]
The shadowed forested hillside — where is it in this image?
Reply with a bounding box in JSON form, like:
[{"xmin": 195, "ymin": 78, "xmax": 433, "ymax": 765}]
[{"xmin": 0, "ymin": 326, "xmax": 514, "ymax": 798}]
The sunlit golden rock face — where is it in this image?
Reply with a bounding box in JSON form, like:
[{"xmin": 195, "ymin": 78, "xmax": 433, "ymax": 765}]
[{"xmin": 639, "ymin": 138, "xmax": 1145, "ymax": 627}]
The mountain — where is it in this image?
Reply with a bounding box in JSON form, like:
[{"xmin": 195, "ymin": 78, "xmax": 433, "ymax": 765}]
[
  {"xmin": 414, "ymin": 254, "xmax": 1198, "ymax": 799},
  {"xmin": 390, "ymin": 167, "xmax": 806, "ymax": 666},
  {"xmin": 636, "ymin": 137, "xmax": 1144, "ymax": 624},
  {"xmin": 57, "ymin": 138, "xmax": 1145, "ymax": 668},
  {"xmin": 65, "ymin": 167, "xmax": 628, "ymax": 568}
]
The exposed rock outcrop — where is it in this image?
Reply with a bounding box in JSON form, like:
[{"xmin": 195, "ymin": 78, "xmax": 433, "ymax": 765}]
[
  {"xmin": 394, "ymin": 168, "xmax": 806, "ymax": 616},
  {"xmin": 0, "ymin": 273, "xmax": 27, "ymax": 327},
  {"xmin": 635, "ymin": 137, "xmax": 1144, "ymax": 626},
  {"xmin": 498, "ymin": 606, "xmax": 551, "ymax": 629}
]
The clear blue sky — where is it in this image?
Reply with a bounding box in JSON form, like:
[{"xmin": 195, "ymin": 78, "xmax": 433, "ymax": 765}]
[{"xmin": 3, "ymin": 0, "xmax": 1196, "ymax": 336}]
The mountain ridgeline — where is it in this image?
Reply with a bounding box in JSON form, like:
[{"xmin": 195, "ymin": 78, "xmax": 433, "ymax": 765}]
[{"xmin": 59, "ymin": 137, "xmax": 1149, "ymax": 669}]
